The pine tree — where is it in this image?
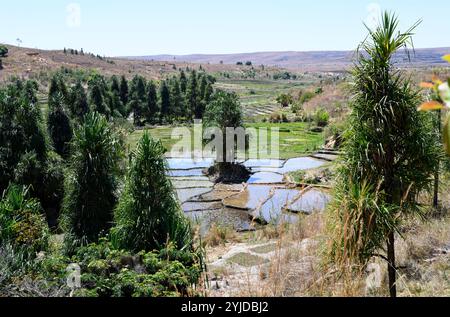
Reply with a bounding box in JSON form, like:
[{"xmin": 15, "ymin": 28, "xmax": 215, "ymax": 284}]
[
  {"xmin": 170, "ymin": 77, "xmax": 183, "ymax": 120},
  {"xmin": 179, "ymin": 70, "xmax": 187, "ymax": 94},
  {"xmin": 111, "ymin": 75, "xmax": 120, "ymax": 95},
  {"xmin": 90, "ymin": 84, "xmax": 108, "ymax": 116},
  {"xmin": 47, "ymin": 93, "xmax": 73, "ymax": 158},
  {"xmin": 119, "ymin": 75, "xmax": 129, "ymax": 106},
  {"xmin": 146, "ymin": 80, "xmax": 159, "ymax": 124},
  {"xmin": 129, "ymin": 75, "xmax": 147, "ymax": 126},
  {"xmin": 69, "ymin": 80, "xmax": 89, "ymax": 120},
  {"xmin": 159, "ymin": 80, "xmax": 171, "ymax": 123},
  {"xmin": 48, "ymin": 74, "xmax": 69, "ymax": 109},
  {"xmin": 88, "ymin": 75, "xmax": 110, "ymax": 117},
  {"xmin": 186, "ymin": 70, "xmax": 198, "ymax": 120}
]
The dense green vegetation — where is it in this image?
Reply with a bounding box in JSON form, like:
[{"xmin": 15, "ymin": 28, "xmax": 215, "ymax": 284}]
[{"xmin": 0, "ymin": 73, "xmax": 205, "ymax": 296}]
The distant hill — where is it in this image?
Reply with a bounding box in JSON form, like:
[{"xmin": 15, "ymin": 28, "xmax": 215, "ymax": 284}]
[
  {"xmin": 133, "ymin": 47, "xmax": 450, "ymax": 72},
  {"xmin": 0, "ymin": 44, "xmax": 264, "ymax": 82}
]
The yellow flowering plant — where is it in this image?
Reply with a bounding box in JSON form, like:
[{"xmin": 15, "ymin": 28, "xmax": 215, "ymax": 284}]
[{"xmin": 418, "ymin": 55, "xmax": 450, "ymax": 154}]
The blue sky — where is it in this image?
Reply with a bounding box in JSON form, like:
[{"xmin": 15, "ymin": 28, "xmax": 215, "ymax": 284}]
[{"xmin": 1, "ymin": 0, "xmax": 449, "ymax": 56}]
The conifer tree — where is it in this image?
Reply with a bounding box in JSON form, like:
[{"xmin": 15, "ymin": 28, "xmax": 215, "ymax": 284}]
[
  {"xmin": 119, "ymin": 75, "xmax": 129, "ymax": 106},
  {"xmin": 146, "ymin": 80, "xmax": 159, "ymax": 124},
  {"xmin": 47, "ymin": 93, "xmax": 73, "ymax": 158},
  {"xmin": 159, "ymin": 80, "xmax": 171, "ymax": 123}
]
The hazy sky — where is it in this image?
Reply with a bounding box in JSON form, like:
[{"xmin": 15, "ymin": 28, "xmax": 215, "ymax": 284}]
[{"xmin": 1, "ymin": 0, "xmax": 449, "ymax": 56}]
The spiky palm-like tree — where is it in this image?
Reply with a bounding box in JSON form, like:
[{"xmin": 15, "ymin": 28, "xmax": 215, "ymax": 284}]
[
  {"xmin": 112, "ymin": 132, "xmax": 191, "ymax": 252},
  {"xmin": 330, "ymin": 12, "xmax": 441, "ymax": 297},
  {"xmin": 62, "ymin": 112, "xmax": 123, "ymax": 249}
]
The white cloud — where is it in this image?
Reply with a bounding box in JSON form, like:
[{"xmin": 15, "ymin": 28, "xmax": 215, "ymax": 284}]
[
  {"xmin": 66, "ymin": 3, "xmax": 81, "ymax": 28},
  {"xmin": 365, "ymin": 2, "xmax": 381, "ymax": 31}
]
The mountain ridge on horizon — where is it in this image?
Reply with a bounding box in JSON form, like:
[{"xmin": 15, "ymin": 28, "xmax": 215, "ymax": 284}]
[{"xmin": 129, "ymin": 47, "xmax": 450, "ymax": 71}]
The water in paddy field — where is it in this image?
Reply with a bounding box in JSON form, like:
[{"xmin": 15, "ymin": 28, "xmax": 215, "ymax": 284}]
[
  {"xmin": 251, "ymin": 157, "xmax": 326, "ymax": 174},
  {"xmin": 248, "ymin": 172, "xmax": 284, "ymax": 184},
  {"xmin": 165, "ymin": 156, "xmax": 333, "ymax": 231}
]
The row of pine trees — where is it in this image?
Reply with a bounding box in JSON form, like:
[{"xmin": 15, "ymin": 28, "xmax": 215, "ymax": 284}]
[{"xmin": 48, "ymin": 69, "xmax": 216, "ymax": 130}]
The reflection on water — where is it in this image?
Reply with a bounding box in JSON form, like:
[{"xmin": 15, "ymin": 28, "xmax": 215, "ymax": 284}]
[
  {"xmin": 168, "ymin": 169, "xmax": 205, "ymax": 177},
  {"xmin": 256, "ymin": 188, "xmax": 302, "ymax": 224},
  {"xmin": 176, "ymin": 188, "xmax": 212, "ymax": 203},
  {"xmin": 287, "ymin": 188, "xmax": 331, "ymax": 214},
  {"xmin": 223, "ymin": 185, "xmax": 274, "ymax": 210},
  {"xmin": 248, "ymin": 172, "xmax": 284, "ymax": 184},
  {"xmin": 167, "ymin": 158, "xmax": 214, "ymax": 170},
  {"xmin": 253, "ymin": 157, "xmax": 326, "ymax": 174}
]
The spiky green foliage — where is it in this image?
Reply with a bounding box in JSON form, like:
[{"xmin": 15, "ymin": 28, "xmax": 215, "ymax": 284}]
[
  {"xmin": 329, "ymin": 12, "xmax": 442, "ymax": 296},
  {"xmin": 0, "ymin": 185, "xmax": 49, "ymax": 255},
  {"xmin": 112, "ymin": 132, "xmax": 191, "ymax": 253},
  {"xmin": 62, "ymin": 112, "xmax": 123, "ymax": 248}
]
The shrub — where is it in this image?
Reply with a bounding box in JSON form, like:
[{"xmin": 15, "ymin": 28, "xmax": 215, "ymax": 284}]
[
  {"xmin": 38, "ymin": 239, "xmax": 203, "ymax": 297},
  {"xmin": 299, "ymin": 91, "xmax": 316, "ymax": 104},
  {"xmin": 0, "ymin": 185, "xmax": 49, "ymax": 255},
  {"xmin": 112, "ymin": 132, "xmax": 191, "ymax": 252},
  {"xmin": 0, "ymin": 45, "xmax": 8, "ymax": 57},
  {"xmin": 269, "ymin": 112, "xmax": 289, "ymax": 123},
  {"xmin": 314, "ymin": 108, "xmax": 330, "ymax": 127},
  {"xmin": 276, "ymin": 93, "xmax": 294, "ymax": 108}
]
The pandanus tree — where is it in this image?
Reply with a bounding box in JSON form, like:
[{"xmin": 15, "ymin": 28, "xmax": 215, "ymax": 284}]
[
  {"xmin": 62, "ymin": 112, "xmax": 123, "ymax": 249},
  {"xmin": 112, "ymin": 132, "xmax": 191, "ymax": 252},
  {"xmin": 329, "ymin": 12, "xmax": 441, "ymax": 297}
]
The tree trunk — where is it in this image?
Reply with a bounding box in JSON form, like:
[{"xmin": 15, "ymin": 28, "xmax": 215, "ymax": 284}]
[
  {"xmin": 387, "ymin": 231, "xmax": 397, "ymax": 298},
  {"xmin": 433, "ymin": 170, "xmax": 439, "ymax": 208},
  {"xmin": 433, "ymin": 110, "xmax": 441, "ymax": 208}
]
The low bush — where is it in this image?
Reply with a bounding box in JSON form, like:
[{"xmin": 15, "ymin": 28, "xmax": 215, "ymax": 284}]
[
  {"xmin": 314, "ymin": 108, "xmax": 330, "ymax": 127},
  {"xmin": 0, "ymin": 185, "xmax": 49, "ymax": 256}
]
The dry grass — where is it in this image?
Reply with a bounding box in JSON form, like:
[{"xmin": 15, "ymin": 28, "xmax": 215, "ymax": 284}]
[{"xmin": 203, "ymin": 224, "xmax": 238, "ymax": 248}]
